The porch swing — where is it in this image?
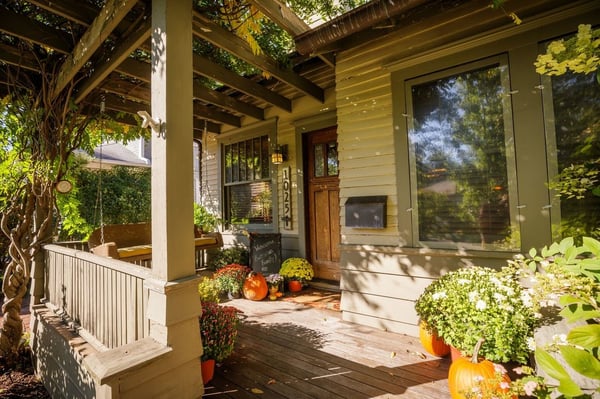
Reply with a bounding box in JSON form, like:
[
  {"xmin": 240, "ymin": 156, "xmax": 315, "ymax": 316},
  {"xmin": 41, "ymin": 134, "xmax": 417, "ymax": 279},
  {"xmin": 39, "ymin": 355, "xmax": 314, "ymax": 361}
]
[
  {"xmin": 86, "ymin": 96, "xmax": 154, "ymax": 265},
  {"xmin": 86, "ymin": 103, "xmax": 222, "ymax": 267}
]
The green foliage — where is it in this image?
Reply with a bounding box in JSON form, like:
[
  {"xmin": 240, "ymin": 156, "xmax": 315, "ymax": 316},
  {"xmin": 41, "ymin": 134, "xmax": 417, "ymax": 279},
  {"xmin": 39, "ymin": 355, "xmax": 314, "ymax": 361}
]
[
  {"xmin": 509, "ymin": 237, "xmax": 600, "ymax": 398},
  {"xmin": 198, "ymin": 276, "xmax": 221, "ymax": 304},
  {"xmin": 535, "ymin": 24, "xmax": 600, "ymax": 79},
  {"xmin": 57, "ymin": 165, "xmax": 151, "ymax": 240},
  {"xmin": 199, "ymin": 301, "xmax": 240, "ymax": 362},
  {"xmin": 414, "ymin": 266, "xmax": 537, "ymax": 364},
  {"xmin": 194, "ymin": 203, "xmax": 221, "ymax": 233},
  {"xmin": 279, "ymin": 258, "xmax": 314, "ymax": 282},
  {"xmin": 213, "ymin": 264, "xmax": 251, "ymax": 294},
  {"xmin": 208, "ymin": 246, "xmax": 249, "ymax": 270}
]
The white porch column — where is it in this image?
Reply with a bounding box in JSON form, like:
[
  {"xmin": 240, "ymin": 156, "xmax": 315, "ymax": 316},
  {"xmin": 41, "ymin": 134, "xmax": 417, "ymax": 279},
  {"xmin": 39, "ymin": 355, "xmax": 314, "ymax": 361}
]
[{"xmin": 145, "ymin": 0, "xmax": 203, "ymax": 396}]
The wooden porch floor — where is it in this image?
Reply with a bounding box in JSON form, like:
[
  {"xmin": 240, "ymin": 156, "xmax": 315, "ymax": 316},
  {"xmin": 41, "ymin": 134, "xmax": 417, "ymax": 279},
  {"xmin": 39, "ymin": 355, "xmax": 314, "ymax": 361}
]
[{"xmin": 203, "ymin": 293, "xmax": 451, "ymax": 398}]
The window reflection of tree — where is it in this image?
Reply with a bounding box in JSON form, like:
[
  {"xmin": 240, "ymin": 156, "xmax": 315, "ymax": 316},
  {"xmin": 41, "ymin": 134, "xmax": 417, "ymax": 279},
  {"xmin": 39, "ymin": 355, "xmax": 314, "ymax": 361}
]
[
  {"xmin": 549, "ymin": 72, "xmax": 600, "ymax": 240},
  {"xmin": 411, "ymin": 64, "xmax": 511, "ymax": 246}
]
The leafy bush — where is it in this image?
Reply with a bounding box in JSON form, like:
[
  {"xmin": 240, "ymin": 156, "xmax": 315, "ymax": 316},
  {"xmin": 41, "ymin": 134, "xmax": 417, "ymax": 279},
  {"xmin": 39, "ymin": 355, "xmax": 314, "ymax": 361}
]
[
  {"xmin": 507, "ymin": 237, "xmax": 600, "ymax": 398},
  {"xmin": 198, "ymin": 276, "xmax": 220, "ymax": 304},
  {"xmin": 208, "ymin": 246, "xmax": 249, "ymax": 270},
  {"xmin": 213, "ymin": 264, "xmax": 251, "ymax": 294},
  {"xmin": 199, "ymin": 301, "xmax": 240, "ymax": 362},
  {"xmin": 194, "ymin": 203, "xmax": 220, "ymax": 233},
  {"xmin": 279, "ymin": 258, "xmax": 314, "ymax": 282},
  {"xmin": 57, "ymin": 165, "xmax": 151, "ymax": 240},
  {"xmin": 415, "ymin": 266, "xmax": 537, "ymax": 364}
]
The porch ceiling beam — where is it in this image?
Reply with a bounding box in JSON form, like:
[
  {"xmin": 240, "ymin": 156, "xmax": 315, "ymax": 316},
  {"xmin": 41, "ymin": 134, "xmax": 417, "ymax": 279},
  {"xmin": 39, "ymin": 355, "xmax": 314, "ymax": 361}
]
[
  {"xmin": 192, "ymin": 11, "xmax": 324, "ymax": 103},
  {"xmin": 52, "ymin": 0, "xmax": 138, "ymax": 100},
  {"xmin": 99, "ymin": 85, "xmax": 239, "ymax": 127},
  {"xmin": 100, "ymin": 75, "xmax": 259, "ymax": 122},
  {"xmin": 86, "ymin": 99, "xmax": 221, "ymax": 136},
  {"xmin": 193, "ymin": 101, "xmax": 242, "ymax": 127},
  {"xmin": 193, "ymin": 81, "xmax": 264, "ymax": 121},
  {"xmin": 248, "ymin": 0, "xmax": 335, "ymax": 68},
  {"xmin": 75, "ymin": 19, "xmax": 152, "ymax": 104},
  {"xmin": 0, "ymin": 8, "xmax": 72, "ymax": 54},
  {"xmin": 193, "ymin": 53, "xmax": 292, "ymax": 112},
  {"xmin": 27, "ymin": 0, "xmax": 99, "ymax": 26},
  {"xmin": 0, "ymin": 44, "xmax": 39, "ymax": 72}
]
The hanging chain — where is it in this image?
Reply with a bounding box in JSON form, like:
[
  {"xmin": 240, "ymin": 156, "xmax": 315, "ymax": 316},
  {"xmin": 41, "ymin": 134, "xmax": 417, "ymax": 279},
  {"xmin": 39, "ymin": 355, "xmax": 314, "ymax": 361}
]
[{"xmin": 98, "ymin": 95, "xmax": 106, "ymax": 245}]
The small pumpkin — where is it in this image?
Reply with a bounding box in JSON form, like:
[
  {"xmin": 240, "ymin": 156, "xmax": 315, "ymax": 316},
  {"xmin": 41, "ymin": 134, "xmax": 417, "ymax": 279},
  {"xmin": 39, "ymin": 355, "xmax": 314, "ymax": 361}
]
[
  {"xmin": 448, "ymin": 338, "xmax": 515, "ymax": 399},
  {"xmin": 242, "ymin": 272, "xmax": 268, "ymax": 301},
  {"xmin": 418, "ymin": 320, "xmax": 450, "ymax": 357}
]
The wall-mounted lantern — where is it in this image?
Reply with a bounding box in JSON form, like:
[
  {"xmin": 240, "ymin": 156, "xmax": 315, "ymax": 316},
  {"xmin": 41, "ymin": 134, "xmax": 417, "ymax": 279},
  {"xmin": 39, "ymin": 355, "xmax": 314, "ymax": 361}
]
[{"xmin": 271, "ymin": 144, "xmax": 288, "ymax": 164}]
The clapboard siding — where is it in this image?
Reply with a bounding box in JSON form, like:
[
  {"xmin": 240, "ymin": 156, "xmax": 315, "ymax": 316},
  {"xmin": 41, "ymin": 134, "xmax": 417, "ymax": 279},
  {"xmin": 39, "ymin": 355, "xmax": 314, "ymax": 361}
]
[{"xmin": 340, "ymin": 291, "xmax": 420, "ymax": 336}]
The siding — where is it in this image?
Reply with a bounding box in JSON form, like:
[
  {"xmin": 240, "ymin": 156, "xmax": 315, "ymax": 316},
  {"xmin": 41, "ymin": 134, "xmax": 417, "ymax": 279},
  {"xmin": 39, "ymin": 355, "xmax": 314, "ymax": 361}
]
[{"xmin": 334, "ymin": 0, "xmax": 599, "ymax": 335}]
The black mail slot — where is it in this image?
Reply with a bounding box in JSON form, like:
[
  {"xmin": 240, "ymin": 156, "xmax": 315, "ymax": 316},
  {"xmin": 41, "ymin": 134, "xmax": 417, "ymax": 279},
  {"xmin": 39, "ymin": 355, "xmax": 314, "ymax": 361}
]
[{"xmin": 345, "ymin": 196, "xmax": 387, "ymax": 228}]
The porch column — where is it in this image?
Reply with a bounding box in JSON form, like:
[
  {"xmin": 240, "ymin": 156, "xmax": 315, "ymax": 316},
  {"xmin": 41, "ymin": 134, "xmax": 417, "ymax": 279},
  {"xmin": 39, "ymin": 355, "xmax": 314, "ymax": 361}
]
[{"xmin": 146, "ymin": 0, "xmax": 203, "ymax": 396}]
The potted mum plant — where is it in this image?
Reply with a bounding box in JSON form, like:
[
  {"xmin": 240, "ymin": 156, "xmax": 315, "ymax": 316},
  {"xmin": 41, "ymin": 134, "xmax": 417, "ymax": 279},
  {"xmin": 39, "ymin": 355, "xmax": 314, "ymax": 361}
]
[
  {"xmin": 213, "ymin": 263, "xmax": 251, "ymax": 298},
  {"xmin": 198, "ymin": 276, "xmax": 241, "ymax": 384},
  {"xmin": 279, "ymin": 258, "xmax": 314, "ymax": 292},
  {"xmin": 415, "ymin": 265, "xmax": 537, "ymax": 365},
  {"xmin": 265, "ymin": 273, "xmax": 284, "ymax": 300}
]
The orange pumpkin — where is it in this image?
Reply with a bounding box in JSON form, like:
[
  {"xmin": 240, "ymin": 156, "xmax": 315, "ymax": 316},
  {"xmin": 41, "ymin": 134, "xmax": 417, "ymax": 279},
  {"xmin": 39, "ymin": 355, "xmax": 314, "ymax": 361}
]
[
  {"xmin": 448, "ymin": 339, "xmax": 515, "ymax": 399},
  {"xmin": 242, "ymin": 272, "xmax": 268, "ymax": 301},
  {"xmin": 418, "ymin": 321, "xmax": 450, "ymax": 357}
]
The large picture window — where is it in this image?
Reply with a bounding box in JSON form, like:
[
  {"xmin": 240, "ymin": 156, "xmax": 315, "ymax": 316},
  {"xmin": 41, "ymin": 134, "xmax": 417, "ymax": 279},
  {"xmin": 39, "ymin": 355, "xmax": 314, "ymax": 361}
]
[
  {"xmin": 406, "ymin": 57, "xmax": 518, "ymax": 250},
  {"xmin": 223, "ymin": 135, "xmax": 273, "ymax": 225},
  {"xmin": 543, "ymin": 56, "xmax": 600, "ymax": 241}
]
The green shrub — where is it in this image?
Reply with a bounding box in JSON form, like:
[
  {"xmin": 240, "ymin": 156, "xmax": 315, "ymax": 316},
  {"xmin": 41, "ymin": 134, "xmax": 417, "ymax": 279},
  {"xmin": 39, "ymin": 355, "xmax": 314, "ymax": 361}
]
[
  {"xmin": 198, "ymin": 276, "xmax": 220, "ymax": 304},
  {"xmin": 208, "ymin": 246, "xmax": 249, "ymax": 270}
]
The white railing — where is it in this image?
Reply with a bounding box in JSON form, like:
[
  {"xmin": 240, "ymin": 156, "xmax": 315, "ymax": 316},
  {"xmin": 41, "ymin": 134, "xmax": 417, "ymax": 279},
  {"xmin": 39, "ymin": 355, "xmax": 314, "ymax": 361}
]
[{"xmin": 43, "ymin": 244, "xmax": 154, "ymax": 350}]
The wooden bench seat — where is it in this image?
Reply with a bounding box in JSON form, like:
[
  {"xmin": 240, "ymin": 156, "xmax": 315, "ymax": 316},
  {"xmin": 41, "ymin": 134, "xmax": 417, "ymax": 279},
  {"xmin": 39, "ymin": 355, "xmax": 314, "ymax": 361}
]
[{"xmin": 87, "ymin": 223, "xmax": 222, "ymax": 265}]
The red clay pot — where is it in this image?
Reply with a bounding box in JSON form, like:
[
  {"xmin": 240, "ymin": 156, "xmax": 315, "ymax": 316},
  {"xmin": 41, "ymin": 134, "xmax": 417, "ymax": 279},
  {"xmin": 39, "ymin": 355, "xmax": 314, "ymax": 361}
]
[
  {"xmin": 288, "ymin": 280, "xmax": 303, "ymax": 292},
  {"xmin": 201, "ymin": 358, "xmax": 215, "ymax": 384}
]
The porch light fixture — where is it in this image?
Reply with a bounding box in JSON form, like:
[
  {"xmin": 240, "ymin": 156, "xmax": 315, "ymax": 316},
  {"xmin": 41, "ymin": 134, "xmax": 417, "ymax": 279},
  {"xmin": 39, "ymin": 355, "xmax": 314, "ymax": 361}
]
[{"xmin": 271, "ymin": 144, "xmax": 287, "ymax": 164}]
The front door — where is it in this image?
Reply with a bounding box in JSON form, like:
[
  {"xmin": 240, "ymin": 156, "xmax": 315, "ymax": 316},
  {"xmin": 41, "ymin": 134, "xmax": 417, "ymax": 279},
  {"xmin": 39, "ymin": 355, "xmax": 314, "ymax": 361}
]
[{"xmin": 305, "ymin": 127, "xmax": 340, "ymax": 282}]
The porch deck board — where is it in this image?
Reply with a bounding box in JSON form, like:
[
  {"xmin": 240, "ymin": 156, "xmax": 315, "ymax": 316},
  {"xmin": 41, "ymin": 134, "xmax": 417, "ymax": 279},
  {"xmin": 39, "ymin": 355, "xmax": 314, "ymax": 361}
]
[{"xmin": 204, "ymin": 297, "xmax": 450, "ymax": 398}]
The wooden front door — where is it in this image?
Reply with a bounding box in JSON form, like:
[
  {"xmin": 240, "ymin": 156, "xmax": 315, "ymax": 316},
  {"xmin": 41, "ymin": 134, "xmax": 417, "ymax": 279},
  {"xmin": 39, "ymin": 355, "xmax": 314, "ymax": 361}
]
[{"xmin": 305, "ymin": 127, "xmax": 340, "ymax": 281}]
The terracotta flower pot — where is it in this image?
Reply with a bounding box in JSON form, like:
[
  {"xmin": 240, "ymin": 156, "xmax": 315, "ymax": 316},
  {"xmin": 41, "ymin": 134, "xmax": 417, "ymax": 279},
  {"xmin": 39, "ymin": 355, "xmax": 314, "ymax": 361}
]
[
  {"xmin": 288, "ymin": 280, "xmax": 303, "ymax": 292},
  {"xmin": 201, "ymin": 358, "xmax": 215, "ymax": 384},
  {"xmin": 418, "ymin": 321, "xmax": 450, "ymax": 357}
]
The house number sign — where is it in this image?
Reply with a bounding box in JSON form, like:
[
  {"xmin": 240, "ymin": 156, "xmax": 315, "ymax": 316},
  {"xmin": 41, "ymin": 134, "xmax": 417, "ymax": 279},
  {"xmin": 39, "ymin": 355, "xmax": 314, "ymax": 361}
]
[{"xmin": 282, "ymin": 166, "xmax": 292, "ymax": 230}]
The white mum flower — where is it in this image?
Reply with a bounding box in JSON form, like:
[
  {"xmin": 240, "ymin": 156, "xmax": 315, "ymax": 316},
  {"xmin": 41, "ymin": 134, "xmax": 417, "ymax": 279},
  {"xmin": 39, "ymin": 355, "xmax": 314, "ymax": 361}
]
[
  {"xmin": 432, "ymin": 291, "xmax": 446, "ymax": 300},
  {"xmin": 476, "ymin": 300, "xmax": 487, "ymax": 310},
  {"xmin": 527, "ymin": 337, "xmax": 536, "ymax": 351}
]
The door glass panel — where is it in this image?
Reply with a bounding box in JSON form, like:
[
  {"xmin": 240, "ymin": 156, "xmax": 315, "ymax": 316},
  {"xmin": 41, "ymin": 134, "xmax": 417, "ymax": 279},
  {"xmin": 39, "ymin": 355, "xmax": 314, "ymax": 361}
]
[
  {"xmin": 327, "ymin": 142, "xmax": 339, "ymax": 176},
  {"xmin": 314, "ymin": 144, "xmax": 325, "ymax": 177}
]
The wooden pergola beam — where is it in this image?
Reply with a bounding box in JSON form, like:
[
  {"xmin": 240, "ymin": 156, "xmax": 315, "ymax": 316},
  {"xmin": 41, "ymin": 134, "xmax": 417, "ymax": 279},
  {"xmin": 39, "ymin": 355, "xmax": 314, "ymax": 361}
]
[
  {"xmin": 27, "ymin": 0, "xmax": 99, "ymax": 26},
  {"xmin": 192, "ymin": 53, "xmax": 292, "ymax": 112},
  {"xmin": 0, "ymin": 8, "xmax": 72, "ymax": 54},
  {"xmin": 75, "ymin": 19, "xmax": 152, "ymax": 104},
  {"xmin": 192, "ymin": 11, "xmax": 324, "ymax": 103},
  {"xmin": 193, "ymin": 81, "xmax": 264, "ymax": 121},
  {"xmin": 52, "ymin": 0, "xmax": 138, "ymax": 99}
]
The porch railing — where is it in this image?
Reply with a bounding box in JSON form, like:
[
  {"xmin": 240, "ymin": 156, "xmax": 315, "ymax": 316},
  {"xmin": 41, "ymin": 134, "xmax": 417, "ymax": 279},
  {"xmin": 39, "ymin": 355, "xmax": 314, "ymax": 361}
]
[{"xmin": 43, "ymin": 244, "xmax": 154, "ymax": 350}]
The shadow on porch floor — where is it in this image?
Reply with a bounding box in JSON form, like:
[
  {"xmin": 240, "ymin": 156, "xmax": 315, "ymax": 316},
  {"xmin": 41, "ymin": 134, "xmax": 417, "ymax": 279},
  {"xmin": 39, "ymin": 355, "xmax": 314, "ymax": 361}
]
[{"xmin": 204, "ymin": 295, "xmax": 450, "ymax": 398}]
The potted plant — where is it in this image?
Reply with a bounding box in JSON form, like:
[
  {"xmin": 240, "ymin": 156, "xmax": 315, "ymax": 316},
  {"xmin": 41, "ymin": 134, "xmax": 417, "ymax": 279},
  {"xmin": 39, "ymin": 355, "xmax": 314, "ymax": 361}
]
[
  {"xmin": 197, "ymin": 275, "xmax": 238, "ymax": 384},
  {"xmin": 212, "ymin": 263, "xmax": 251, "ymax": 298},
  {"xmin": 415, "ymin": 265, "xmax": 537, "ymax": 365},
  {"xmin": 198, "ymin": 301, "xmax": 241, "ymax": 383},
  {"xmin": 193, "ymin": 203, "xmax": 221, "ymax": 233},
  {"xmin": 279, "ymin": 258, "xmax": 314, "ymax": 292},
  {"xmin": 265, "ymin": 273, "xmax": 284, "ymax": 300}
]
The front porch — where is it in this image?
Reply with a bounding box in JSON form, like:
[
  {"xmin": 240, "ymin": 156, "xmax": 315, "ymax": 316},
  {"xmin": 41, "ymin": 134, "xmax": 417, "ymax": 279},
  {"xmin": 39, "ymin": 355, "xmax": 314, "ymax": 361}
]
[
  {"xmin": 204, "ymin": 297, "xmax": 450, "ymax": 398},
  {"xmin": 28, "ymin": 244, "xmax": 449, "ymax": 398}
]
